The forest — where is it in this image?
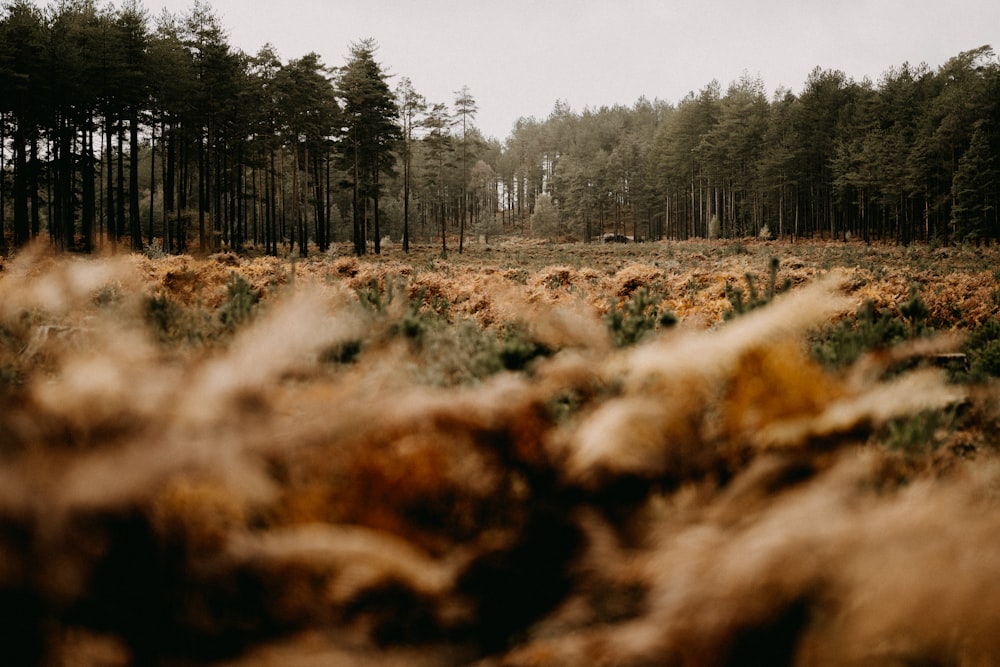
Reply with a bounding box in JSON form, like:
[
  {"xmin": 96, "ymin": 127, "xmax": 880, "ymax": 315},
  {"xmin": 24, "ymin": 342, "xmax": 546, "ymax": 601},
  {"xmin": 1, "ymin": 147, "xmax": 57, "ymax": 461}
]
[{"xmin": 1, "ymin": 0, "xmax": 998, "ymax": 256}]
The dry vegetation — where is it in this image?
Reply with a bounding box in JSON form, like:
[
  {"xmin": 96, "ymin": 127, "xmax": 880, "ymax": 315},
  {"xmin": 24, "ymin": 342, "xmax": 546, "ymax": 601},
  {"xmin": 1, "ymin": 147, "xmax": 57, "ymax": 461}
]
[{"xmin": 4, "ymin": 238, "xmax": 1000, "ymax": 666}]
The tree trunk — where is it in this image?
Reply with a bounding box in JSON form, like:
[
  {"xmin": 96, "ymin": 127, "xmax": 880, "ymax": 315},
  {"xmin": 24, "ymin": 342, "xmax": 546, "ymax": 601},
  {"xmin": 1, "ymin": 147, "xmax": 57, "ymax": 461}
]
[
  {"xmin": 312, "ymin": 149, "xmax": 326, "ymax": 252},
  {"xmin": 0, "ymin": 116, "xmax": 6, "ymax": 253},
  {"xmin": 29, "ymin": 133, "xmax": 40, "ymax": 239},
  {"xmin": 81, "ymin": 118, "xmax": 95, "ymax": 253},
  {"xmin": 130, "ymin": 108, "xmax": 142, "ymax": 252},
  {"xmin": 12, "ymin": 120, "xmax": 29, "ymax": 247},
  {"xmin": 298, "ymin": 143, "xmax": 308, "ymax": 257},
  {"xmin": 114, "ymin": 124, "xmax": 125, "ymax": 243},
  {"xmin": 148, "ymin": 122, "xmax": 156, "ymax": 248},
  {"xmin": 198, "ymin": 129, "xmax": 207, "ymax": 253},
  {"xmin": 440, "ymin": 200, "xmax": 447, "ymax": 257},
  {"xmin": 352, "ymin": 137, "xmax": 364, "ymax": 256},
  {"xmin": 403, "ymin": 145, "xmax": 410, "ymax": 253},
  {"xmin": 373, "ymin": 166, "xmax": 381, "ymax": 254}
]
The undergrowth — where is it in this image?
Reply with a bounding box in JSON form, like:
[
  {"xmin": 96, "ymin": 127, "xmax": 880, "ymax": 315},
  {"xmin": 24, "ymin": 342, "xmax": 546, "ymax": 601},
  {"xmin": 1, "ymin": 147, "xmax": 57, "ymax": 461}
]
[
  {"xmin": 604, "ymin": 287, "xmax": 677, "ymax": 347},
  {"xmin": 724, "ymin": 256, "xmax": 791, "ymax": 319},
  {"xmin": 812, "ymin": 284, "xmax": 935, "ymax": 371},
  {"xmin": 3, "ymin": 240, "xmax": 1000, "ymax": 666},
  {"xmin": 145, "ymin": 272, "xmax": 262, "ymax": 346}
]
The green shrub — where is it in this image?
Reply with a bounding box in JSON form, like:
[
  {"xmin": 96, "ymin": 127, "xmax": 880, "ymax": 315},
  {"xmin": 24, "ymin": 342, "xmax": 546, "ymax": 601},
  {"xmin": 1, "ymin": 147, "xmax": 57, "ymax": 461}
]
[
  {"xmin": 392, "ymin": 288, "xmax": 451, "ymax": 344},
  {"xmin": 356, "ymin": 277, "xmax": 388, "ymax": 314},
  {"xmin": 411, "ymin": 319, "xmax": 503, "ymax": 386},
  {"xmin": 970, "ymin": 337, "xmax": 1000, "ymax": 380},
  {"xmin": 959, "ymin": 319, "xmax": 1000, "ymax": 381},
  {"xmin": 898, "ymin": 283, "xmax": 931, "ymax": 337},
  {"xmin": 605, "ymin": 287, "xmax": 676, "ymax": 348},
  {"xmin": 812, "ymin": 299, "xmax": 908, "ymax": 370},
  {"xmin": 326, "ymin": 279, "xmax": 454, "ymax": 367},
  {"xmin": 498, "ymin": 324, "xmax": 552, "ymax": 371},
  {"xmin": 876, "ymin": 406, "xmax": 958, "ymax": 459},
  {"xmin": 724, "ymin": 257, "xmax": 790, "ymax": 320},
  {"xmin": 145, "ymin": 293, "xmax": 183, "ymax": 343},
  {"xmin": 144, "ymin": 294, "xmax": 216, "ymax": 346},
  {"xmin": 217, "ymin": 272, "xmax": 260, "ymax": 331}
]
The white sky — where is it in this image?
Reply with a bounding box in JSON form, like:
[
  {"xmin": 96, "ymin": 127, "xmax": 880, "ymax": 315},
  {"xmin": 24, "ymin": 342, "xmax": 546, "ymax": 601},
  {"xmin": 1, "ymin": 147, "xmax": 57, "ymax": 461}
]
[{"xmin": 140, "ymin": 0, "xmax": 1000, "ymax": 140}]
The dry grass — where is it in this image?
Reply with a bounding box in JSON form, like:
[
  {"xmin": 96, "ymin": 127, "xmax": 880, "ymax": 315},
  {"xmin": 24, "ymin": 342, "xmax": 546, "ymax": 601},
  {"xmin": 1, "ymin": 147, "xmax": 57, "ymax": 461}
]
[{"xmin": 2, "ymin": 238, "xmax": 1000, "ymax": 666}]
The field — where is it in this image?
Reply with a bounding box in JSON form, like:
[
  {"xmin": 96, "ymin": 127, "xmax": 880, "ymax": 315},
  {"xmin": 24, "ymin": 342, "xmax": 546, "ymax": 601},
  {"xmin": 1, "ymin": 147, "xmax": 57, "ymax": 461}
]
[{"xmin": 4, "ymin": 237, "xmax": 1000, "ymax": 666}]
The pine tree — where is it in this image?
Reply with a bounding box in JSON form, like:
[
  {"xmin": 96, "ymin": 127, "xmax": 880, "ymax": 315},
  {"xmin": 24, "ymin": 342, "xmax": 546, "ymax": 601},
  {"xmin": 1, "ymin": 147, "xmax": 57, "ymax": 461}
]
[
  {"xmin": 396, "ymin": 77, "xmax": 425, "ymax": 253},
  {"xmin": 337, "ymin": 38, "xmax": 400, "ymax": 256},
  {"xmin": 454, "ymin": 85, "xmax": 478, "ymax": 252}
]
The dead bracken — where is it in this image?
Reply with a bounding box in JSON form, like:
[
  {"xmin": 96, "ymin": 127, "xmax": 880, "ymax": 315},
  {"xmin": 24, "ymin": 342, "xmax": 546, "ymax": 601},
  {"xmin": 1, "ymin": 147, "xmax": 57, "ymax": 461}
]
[{"xmin": 2, "ymin": 239, "xmax": 1000, "ymax": 666}]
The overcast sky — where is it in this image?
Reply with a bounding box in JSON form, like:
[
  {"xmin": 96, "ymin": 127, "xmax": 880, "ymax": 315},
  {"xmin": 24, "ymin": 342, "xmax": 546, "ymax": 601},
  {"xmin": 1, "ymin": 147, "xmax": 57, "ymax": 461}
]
[{"xmin": 144, "ymin": 0, "xmax": 999, "ymax": 141}]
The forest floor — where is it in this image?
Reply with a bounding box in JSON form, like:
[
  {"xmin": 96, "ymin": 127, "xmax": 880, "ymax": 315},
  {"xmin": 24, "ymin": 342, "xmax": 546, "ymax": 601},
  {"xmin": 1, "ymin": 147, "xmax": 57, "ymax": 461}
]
[{"xmin": 4, "ymin": 237, "xmax": 1000, "ymax": 665}]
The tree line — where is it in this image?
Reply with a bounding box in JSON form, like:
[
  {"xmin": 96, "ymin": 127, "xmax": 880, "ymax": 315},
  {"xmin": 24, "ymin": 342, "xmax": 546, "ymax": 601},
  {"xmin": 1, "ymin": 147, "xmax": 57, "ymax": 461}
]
[
  {"xmin": 515, "ymin": 47, "xmax": 1000, "ymax": 245},
  {"xmin": 0, "ymin": 0, "xmax": 401, "ymax": 256},
  {"xmin": 1, "ymin": 0, "xmax": 998, "ymax": 255}
]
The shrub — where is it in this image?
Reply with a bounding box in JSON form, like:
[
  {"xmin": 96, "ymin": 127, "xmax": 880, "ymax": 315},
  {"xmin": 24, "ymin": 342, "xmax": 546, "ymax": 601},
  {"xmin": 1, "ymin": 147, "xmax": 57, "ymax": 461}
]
[
  {"xmin": 813, "ymin": 299, "xmax": 908, "ymax": 370},
  {"xmin": 876, "ymin": 406, "xmax": 959, "ymax": 458},
  {"xmin": 604, "ymin": 287, "xmax": 677, "ymax": 348},
  {"xmin": 498, "ymin": 323, "xmax": 552, "ymax": 371},
  {"xmin": 217, "ymin": 272, "xmax": 261, "ymax": 331},
  {"xmin": 971, "ymin": 338, "xmax": 1000, "ymax": 379},
  {"xmin": 724, "ymin": 256, "xmax": 790, "ymax": 319}
]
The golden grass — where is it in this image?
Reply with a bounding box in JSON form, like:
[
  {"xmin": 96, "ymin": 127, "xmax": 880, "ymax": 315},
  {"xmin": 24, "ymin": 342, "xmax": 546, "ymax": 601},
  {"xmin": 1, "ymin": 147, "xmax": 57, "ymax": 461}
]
[{"xmin": 2, "ymin": 238, "xmax": 1000, "ymax": 665}]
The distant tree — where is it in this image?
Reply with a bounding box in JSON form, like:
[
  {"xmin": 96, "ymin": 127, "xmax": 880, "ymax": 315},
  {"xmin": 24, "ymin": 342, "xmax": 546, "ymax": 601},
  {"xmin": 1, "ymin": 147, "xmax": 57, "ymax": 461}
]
[
  {"xmin": 242, "ymin": 44, "xmax": 283, "ymax": 254},
  {"xmin": 757, "ymin": 89, "xmax": 799, "ymax": 239},
  {"xmin": 117, "ymin": 0, "xmax": 149, "ymax": 252},
  {"xmin": 337, "ymin": 38, "xmax": 400, "ymax": 255},
  {"xmin": 650, "ymin": 83, "xmax": 720, "ymax": 238},
  {"xmin": 508, "ymin": 117, "xmax": 546, "ymax": 225},
  {"xmin": 530, "ymin": 192, "xmax": 560, "ymax": 240},
  {"xmin": 148, "ymin": 11, "xmax": 197, "ymax": 253},
  {"xmin": 469, "ymin": 158, "xmax": 498, "ymax": 242},
  {"xmin": 275, "ymin": 52, "xmax": 340, "ymax": 255},
  {"xmin": 420, "ymin": 102, "xmax": 454, "ymax": 256},
  {"xmin": 557, "ymin": 148, "xmax": 614, "ymax": 241},
  {"xmin": 919, "ymin": 46, "xmax": 999, "ymax": 244},
  {"xmin": 396, "ymin": 76, "xmax": 425, "ymax": 252},
  {"xmin": 0, "ymin": 0, "xmax": 48, "ymax": 247},
  {"xmin": 47, "ymin": 0, "xmax": 98, "ymax": 250},
  {"xmin": 791, "ymin": 68, "xmax": 854, "ymax": 238},
  {"xmin": 454, "ymin": 85, "xmax": 477, "ymax": 252},
  {"xmin": 184, "ymin": 1, "xmax": 242, "ymax": 253},
  {"xmin": 700, "ymin": 75, "xmax": 769, "ymax": 237},
  {"xmin": 952, "ymin": 126, "xmax": 995, "ymax": 241}
]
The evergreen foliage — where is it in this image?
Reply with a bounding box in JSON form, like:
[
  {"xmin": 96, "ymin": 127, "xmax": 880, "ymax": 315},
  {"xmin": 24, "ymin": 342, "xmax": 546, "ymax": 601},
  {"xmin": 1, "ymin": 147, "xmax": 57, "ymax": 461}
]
[
  {"xmin": 0, "ymin": 3, "xmax": 998, "ymax": 251},
  {"xmin": 604, "ymin": 287, "xmax": 677, "ymax": 347},
  {"xmin": 724, "ymin": 257, "xmax": 791, "ymax": 319}
]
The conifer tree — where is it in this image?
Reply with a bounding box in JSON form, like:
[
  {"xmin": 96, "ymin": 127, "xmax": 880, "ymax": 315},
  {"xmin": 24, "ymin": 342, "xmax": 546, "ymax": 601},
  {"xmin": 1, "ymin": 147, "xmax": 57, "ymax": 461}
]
[
  {"xmin": 337, "ymin": 38, "xmax": 400, "ymax": 255},
  {"xmin": 454, "ymin": 85, "xmax": 477, "ymax": 252},
  {"xmin": 396, "ymin": 77, "xmax": 425, "ymax": 253}
]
